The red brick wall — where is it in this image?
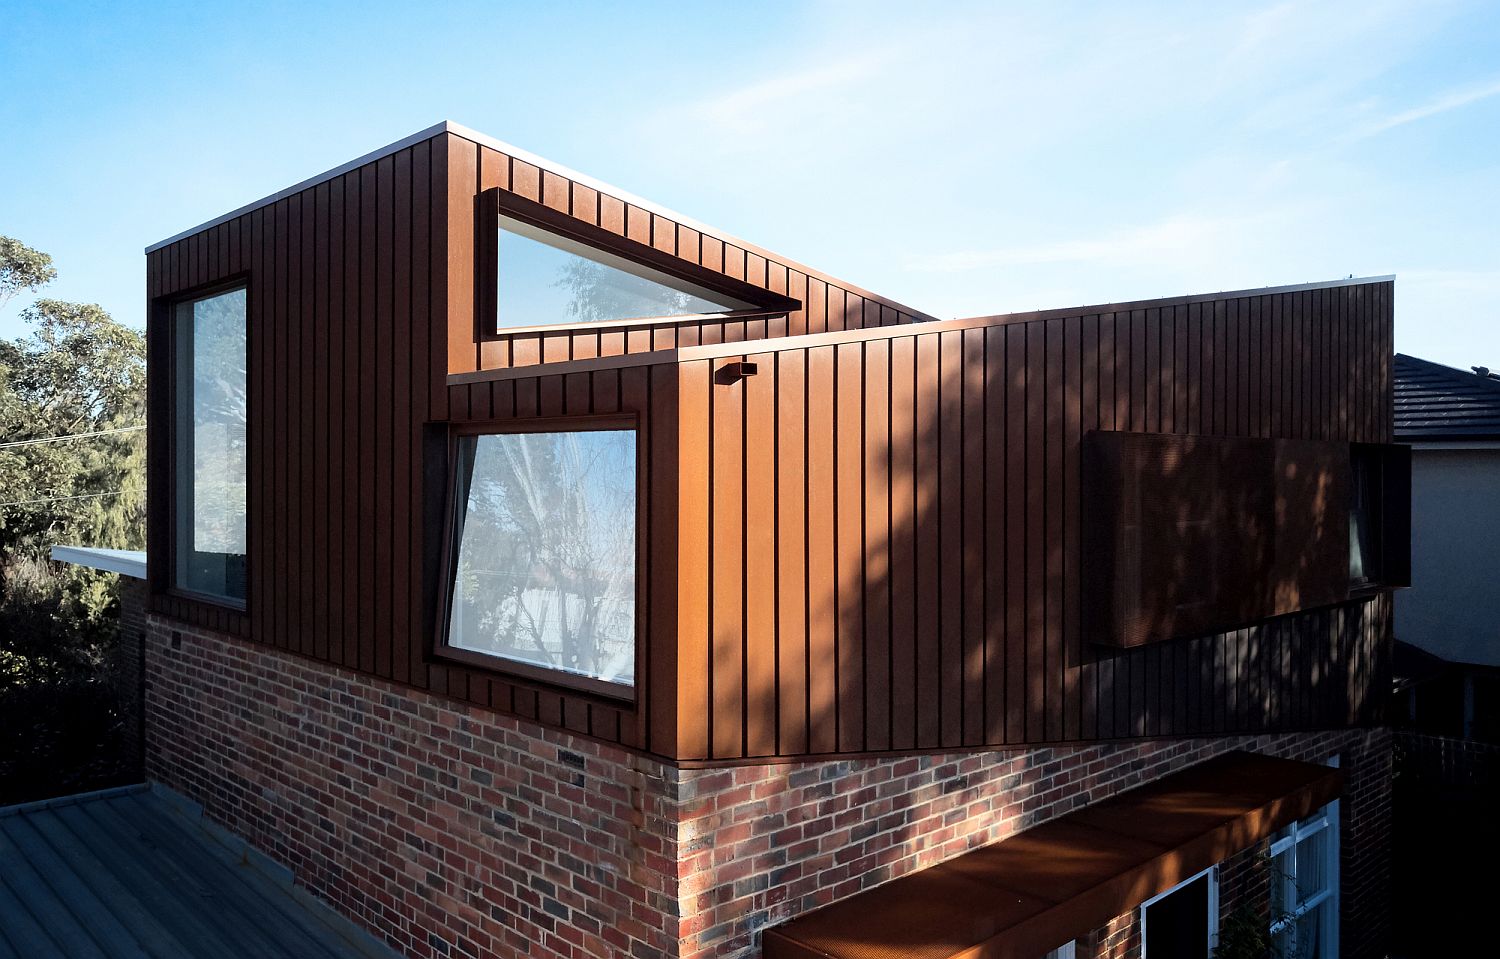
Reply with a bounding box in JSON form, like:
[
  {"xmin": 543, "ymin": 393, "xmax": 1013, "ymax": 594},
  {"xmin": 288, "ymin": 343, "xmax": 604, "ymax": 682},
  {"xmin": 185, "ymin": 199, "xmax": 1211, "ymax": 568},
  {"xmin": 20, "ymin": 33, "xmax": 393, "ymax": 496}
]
[
  {"xmin": 144, "ymin": 617, "xmax": 680, "ymax": 959},
  {"xmin": 145, "ymin": 616, "xmax": 1390, "ymax": 959},
  {"xmin": 677, "ymin": 729, "xmax": 1392, "ymax": 959}
]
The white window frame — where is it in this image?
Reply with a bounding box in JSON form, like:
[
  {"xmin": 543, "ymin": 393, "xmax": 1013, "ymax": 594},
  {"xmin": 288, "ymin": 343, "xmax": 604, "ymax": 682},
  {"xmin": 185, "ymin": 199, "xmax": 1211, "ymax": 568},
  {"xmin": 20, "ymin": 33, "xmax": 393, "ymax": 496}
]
[
  {"xmin": 1140, "ymin": 865, "xmax": 1219, "ymax": 959},
  {"xmin": 1043, "ymin": 942, "xmax": 1076, "ymax": 959},
  {"xmin": 1268, "ymin": 787, "xmax": 1340, "ymax": 958}
]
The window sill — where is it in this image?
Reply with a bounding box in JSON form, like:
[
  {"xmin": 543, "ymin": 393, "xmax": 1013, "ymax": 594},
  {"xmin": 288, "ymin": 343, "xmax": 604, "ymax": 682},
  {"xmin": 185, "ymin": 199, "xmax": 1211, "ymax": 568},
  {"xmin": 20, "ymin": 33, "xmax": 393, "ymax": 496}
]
[
  {"xmin": 431, "ymin": 645, "xmax": 636, "ymax": 705},
  {"xmin": 161, "ymin": 586, "xmax": 248, "ymax": 612}
]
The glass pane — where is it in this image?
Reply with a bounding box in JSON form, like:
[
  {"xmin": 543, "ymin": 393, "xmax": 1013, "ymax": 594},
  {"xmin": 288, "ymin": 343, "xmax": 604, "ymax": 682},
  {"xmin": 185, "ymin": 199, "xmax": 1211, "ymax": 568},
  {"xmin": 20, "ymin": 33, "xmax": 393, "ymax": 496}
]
[
  {"xmin": 446, "ymin": 429, "xmax": 636, "ymax": 686},
  {"xmin": 1270, "ymin": 845, "xmax": 1295, "ymax": 916},
  {"xmin": 1349, "ymin": 448, "xmax": 1376, "ymax": 582},
  {"xmin": 1295, "ymin": 828, "xmax": 1329, "ymax": 904},
  {"xmin": 174, "ymin": 288, "xmax": 247, "ymax": 601},
  {"xmin": 497, "ymin": 214, "xmax": 751, "ymax": 328},
  {"xmin": 1143, "ymin": 874, "xmax": 1210, "ymax": 959},
  {"xmin": 1295, "ymin": 903, "xmax": 1326, "ymax": 959}
]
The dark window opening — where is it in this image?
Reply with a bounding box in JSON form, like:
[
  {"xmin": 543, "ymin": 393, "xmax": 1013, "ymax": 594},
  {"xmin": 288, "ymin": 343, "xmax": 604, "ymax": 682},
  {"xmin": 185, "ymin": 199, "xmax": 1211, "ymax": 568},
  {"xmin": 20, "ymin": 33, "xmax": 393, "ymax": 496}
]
[
  {"xmin": 1142, "ymin": 870, "xmax": 1213, "ymax": 959},
  {"xmin": 1349, "ymin": 444, "xmax": 1382, "ymax": 588}
]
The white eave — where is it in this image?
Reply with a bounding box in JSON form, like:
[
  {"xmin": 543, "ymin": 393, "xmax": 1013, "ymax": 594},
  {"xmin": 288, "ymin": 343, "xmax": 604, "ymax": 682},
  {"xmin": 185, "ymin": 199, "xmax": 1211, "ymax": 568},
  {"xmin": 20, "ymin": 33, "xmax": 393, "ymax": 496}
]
[{"xmin": 51, "ymin": 545, "xmax": 147, "ymax": 579}]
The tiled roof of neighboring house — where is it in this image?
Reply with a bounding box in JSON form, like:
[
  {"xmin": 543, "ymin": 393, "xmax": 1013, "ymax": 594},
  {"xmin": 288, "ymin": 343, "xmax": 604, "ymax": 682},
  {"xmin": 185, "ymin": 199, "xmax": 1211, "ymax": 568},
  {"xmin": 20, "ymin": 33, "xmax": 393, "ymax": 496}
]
[
  {"xmin": 1394, "ymin": 353, "xmax": 1500, "ymax": 440},
  {"xmin": 0, "ymin": 784, "xmax": 398, "ymax": 959}
]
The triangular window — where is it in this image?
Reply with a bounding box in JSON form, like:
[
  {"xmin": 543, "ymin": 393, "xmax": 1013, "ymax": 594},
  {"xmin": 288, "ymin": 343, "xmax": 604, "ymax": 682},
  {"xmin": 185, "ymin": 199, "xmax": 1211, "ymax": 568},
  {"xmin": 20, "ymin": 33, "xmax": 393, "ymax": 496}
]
[{"xmin": 497, "ymin": 213, "xmax": 752, "ymax": 329}]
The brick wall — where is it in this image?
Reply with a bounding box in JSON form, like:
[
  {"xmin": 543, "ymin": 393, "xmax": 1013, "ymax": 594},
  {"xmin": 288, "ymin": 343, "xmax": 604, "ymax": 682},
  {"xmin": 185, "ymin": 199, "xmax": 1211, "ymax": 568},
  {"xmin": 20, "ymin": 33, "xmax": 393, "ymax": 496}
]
[
  {"xmin": 676, "ymin": 729, "xmax": 1392, "ymax": 959},
  {"xmin": 113, "ymin": 576, "xmax": 148, "ymax": 775},
  {"xmin": 145, "ymin": 618, "xmax": 680, "ymax": 959},
  {"xmin": 145, "ymin": 617, "xmax": 1391, "ymax": 959}
]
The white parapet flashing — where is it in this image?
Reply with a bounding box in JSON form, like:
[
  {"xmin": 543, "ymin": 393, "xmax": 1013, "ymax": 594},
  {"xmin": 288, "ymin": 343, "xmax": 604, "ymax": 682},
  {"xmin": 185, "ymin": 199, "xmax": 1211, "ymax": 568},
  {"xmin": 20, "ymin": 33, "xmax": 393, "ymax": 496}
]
[{"xmin": 50, "ymin": 545, "xmax": 147, "ymax": 579}]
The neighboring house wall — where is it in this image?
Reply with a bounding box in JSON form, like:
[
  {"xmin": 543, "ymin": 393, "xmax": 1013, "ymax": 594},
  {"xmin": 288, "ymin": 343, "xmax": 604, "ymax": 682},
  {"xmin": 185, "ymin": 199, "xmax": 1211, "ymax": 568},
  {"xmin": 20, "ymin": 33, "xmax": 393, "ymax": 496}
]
[
  {"xmin": 143, "ymin": 614, "xmax": 1391, "ymax": 959},
  {"xmin": 1397, "ymin": 447, "xmax": 1500, "ymax": 666}
]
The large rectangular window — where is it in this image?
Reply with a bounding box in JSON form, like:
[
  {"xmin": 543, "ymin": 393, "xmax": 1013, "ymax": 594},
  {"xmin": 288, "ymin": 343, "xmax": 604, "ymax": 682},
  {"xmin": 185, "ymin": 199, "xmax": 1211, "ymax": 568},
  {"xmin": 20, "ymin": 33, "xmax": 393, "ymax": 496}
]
[
  {"xmin": 173, "ymin": 286, "xmax": 247, "ymax": 603},
  {"xmin": 440, "ymin": 423, "xmax": 637, "ymax": 693}
]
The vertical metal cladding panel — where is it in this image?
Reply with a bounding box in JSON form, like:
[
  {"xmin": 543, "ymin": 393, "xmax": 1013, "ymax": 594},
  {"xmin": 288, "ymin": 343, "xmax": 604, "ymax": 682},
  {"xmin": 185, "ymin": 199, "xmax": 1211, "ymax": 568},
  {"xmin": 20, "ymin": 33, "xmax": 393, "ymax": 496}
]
[
  {"xmin": 1084, "ymin": 431, "xmax": 1358, "ymax": 650},
  {"xmin": 679, "ymin": 279, "xmax": 1393, "ymax": 760},
  {"xmin": 146, "ymin": 133, "xmax": 647, "ymax": 752}
]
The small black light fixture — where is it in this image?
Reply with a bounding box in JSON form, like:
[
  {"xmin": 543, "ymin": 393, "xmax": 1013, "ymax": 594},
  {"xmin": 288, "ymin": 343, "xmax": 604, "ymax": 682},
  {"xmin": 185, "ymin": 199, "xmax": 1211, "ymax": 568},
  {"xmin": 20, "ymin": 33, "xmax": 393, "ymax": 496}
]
[{"xmin": 714, "ymin": 360, "xmax": 759, "ymax": 385}]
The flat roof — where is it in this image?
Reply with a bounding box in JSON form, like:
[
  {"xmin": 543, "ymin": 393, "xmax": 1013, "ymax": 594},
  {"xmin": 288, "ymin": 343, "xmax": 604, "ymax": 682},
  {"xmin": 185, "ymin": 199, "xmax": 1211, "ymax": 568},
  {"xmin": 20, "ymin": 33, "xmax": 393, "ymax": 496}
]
[
  {"xmin": 448, "ymin": 273, "xmax": 1397, "ymax": 388},
  {"xmin": 50, "ymin": 545, "xmax": 146, "ymax": 579}
]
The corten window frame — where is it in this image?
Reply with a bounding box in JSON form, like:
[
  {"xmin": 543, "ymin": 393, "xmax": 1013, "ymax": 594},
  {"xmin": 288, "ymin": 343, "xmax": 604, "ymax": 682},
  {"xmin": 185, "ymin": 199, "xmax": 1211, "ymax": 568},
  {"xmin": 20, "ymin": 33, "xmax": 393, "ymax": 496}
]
[
  {"xmin": 431, "ymin": 412, "xmax": 644, "ymax": 703},
  {"xmin": 475, "ymin": 186, "xmax": 801, "ymax": 340},
  {"xmin": 157, "ymin": 274, "xmax": 253, "ymax": 616}
]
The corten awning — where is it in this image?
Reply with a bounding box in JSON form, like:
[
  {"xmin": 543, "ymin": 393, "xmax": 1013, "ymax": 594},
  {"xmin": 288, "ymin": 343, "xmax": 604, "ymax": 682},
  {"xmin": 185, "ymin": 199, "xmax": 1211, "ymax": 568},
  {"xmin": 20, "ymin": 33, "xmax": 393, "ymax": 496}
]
[{"xmin": 762, "ymin": 751, "xmax": 1341, "ymax": 959}]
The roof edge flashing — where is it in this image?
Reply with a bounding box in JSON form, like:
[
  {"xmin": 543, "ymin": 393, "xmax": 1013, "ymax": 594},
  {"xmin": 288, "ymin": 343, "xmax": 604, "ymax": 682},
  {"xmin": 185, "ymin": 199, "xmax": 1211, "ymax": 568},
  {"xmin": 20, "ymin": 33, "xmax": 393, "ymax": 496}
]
[
  {"xmin": 144, "ymin": 121, "xmax": 454, "ymax": 254},
  {"xmin": 50, "ymin": 544, "xmax": 147, "ymax": 578}
]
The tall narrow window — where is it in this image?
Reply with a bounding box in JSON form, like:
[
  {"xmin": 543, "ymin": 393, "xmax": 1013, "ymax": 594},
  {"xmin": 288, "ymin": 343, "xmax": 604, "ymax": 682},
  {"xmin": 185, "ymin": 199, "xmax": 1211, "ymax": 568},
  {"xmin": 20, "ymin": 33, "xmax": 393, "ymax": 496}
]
[
  {"xmin": 1270, "ymin": 801, "xmax": 1339, "ymax": 959},
  {"xmin": 1349, "ymin": 446, "xmax": 1380, "ymax": 587},
  {"xmin": 173, "ymin": 286, "xmax": 247, "ymax": 603},
  {"xmin": 441, "ymin": 424, "xmax": 637, "ymax": 692},
  {"xmin": 496, "ymin": 214, "xmax": 751, "ymax": 329}
]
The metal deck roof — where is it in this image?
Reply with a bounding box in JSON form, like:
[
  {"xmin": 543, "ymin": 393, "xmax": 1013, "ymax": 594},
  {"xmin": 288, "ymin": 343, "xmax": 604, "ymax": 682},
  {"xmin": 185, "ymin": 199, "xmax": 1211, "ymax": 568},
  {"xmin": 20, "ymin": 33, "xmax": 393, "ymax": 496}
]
[
  {"xmin": 1394, "ymin": 353, "xmax": 1500, "ymax": 441},
  {"xmin": 0, "ymin": 784, "xmax": 398, "ymax": 959}
]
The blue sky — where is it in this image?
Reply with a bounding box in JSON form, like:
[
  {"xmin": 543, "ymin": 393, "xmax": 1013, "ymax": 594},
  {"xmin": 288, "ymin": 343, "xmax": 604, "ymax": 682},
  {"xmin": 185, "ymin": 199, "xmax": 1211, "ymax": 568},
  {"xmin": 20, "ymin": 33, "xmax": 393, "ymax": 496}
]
[{"xmin": 2, "ymin": 0, "xmax": 1497, "ymax": 368}]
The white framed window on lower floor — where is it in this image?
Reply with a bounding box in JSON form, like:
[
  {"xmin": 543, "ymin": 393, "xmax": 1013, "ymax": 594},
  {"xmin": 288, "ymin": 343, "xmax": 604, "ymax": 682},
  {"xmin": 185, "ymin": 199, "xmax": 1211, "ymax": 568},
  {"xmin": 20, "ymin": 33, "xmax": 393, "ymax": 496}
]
[
  {"xmin": 1269, "ymin": 798, "xmax": 1340, "ymax": 959},
  {"xmin": 1141, "ymin": 865, "xmax": 1219, "ymax": 959},
  {"xmin": 1042, "ymin": 942, "xmax": 1075, "ymax": 959}
]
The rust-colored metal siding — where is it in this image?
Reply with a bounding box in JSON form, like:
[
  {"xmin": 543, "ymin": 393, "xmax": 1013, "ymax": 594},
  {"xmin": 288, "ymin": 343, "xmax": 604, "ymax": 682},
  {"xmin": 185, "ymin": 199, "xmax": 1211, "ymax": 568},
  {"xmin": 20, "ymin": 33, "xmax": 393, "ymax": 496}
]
[
  {"xmin": 146, "ymin": 134, "xmax": 649, "ymax": 751},
  {"xmin": 440, "ymin": 132, "xmax": 934, "ymax": 375},
  {"xmin": 149, "ymin": 123, "xmax": 1395, "ymax": 764},
  {"xmin": 672, "ymin": 280, "xmax": 1395, "ymax": 761}
]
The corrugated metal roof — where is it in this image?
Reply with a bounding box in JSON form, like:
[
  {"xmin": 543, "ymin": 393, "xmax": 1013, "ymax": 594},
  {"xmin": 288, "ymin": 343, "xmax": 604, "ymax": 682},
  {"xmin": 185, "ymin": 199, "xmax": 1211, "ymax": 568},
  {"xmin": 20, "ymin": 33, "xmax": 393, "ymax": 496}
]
[
  {"xmin": 0, "ymin": 784, "xmax": 398, "ymax": 959},
  {"xmin": 1394, "ymin": 353, "xmax": 1500, "ymax": 440}
]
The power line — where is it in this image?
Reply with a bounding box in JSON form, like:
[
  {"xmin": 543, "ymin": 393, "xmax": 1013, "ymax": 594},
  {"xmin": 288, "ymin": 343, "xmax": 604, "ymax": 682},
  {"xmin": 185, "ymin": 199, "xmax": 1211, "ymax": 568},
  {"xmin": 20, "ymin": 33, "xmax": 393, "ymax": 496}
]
[
  {"xmin": 0, "ymin": 425, "xmax": 145, "ymax": 450},
  {"xmin": 0, "ymin": 488, "xmax": 141, "ymax": 509}
]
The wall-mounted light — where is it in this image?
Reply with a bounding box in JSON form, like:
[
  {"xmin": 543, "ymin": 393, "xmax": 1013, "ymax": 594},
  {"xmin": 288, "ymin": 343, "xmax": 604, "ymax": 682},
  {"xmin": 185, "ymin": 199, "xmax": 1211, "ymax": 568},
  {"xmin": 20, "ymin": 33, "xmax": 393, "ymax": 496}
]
[{"xmin": 714, "ymin": 360, "xmax": 759, "ymax": 385}]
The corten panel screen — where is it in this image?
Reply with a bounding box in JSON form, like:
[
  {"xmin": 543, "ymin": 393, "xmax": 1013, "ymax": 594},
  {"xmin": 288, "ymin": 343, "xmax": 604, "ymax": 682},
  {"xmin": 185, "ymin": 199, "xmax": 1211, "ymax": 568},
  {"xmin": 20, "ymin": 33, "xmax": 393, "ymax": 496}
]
[{"xmin": 1085, "ymin": 431, "xmax": 1350, "ymax": 647}]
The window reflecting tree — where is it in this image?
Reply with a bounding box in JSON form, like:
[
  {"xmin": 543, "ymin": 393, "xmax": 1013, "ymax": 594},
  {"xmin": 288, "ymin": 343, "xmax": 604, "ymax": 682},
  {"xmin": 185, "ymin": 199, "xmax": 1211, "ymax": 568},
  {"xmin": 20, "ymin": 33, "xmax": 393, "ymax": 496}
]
[{"xmin": 447, "ymin": 429, "xmax": 636, "ymax": 686}]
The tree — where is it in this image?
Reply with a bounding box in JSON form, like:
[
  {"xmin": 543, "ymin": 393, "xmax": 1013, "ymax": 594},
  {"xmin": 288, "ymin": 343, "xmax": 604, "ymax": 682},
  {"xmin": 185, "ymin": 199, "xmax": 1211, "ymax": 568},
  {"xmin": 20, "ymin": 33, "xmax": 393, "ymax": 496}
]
[
  {"xmin": 0, "ymin": 235, "xmax": 57, "ymax": 311},
  {"xmin": 0, "ymin": 298, "xmax": 146, "ymax": 613},
  {"xmin": 0, "ymin": 235, "xmax": 144, "ymax": 803}
]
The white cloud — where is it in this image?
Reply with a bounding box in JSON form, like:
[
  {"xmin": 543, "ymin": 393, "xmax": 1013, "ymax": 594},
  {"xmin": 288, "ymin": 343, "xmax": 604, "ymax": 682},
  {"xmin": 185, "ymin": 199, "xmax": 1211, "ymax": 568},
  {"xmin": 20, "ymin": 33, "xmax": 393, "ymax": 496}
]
[{"xmin": 1346, "ymin": 75, "xmax": 1500, "ymax": 141}]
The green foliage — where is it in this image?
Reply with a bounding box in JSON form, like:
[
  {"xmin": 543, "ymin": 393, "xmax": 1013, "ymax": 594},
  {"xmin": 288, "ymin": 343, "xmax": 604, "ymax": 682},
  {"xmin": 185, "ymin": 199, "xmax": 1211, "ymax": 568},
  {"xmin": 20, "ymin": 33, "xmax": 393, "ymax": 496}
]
[
  {"xmin": 1214, "ymin": 905, "xmax": 1272, "ymax": 959},
  {"xmin": 0, "ymin": 237, "xmax": 143, "ymax": 804},
  {"xmin": 0, "ymin": 235, "xmax": 57, "ymax": 310}
]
